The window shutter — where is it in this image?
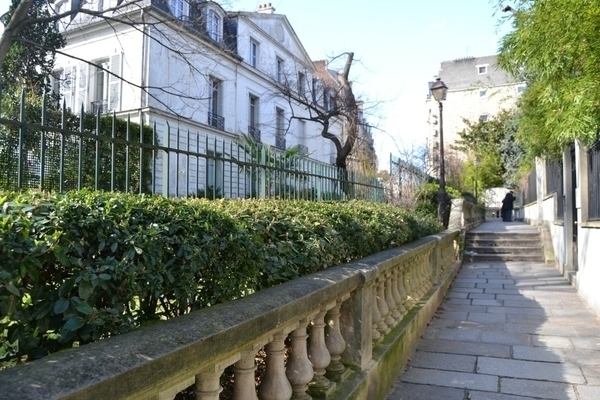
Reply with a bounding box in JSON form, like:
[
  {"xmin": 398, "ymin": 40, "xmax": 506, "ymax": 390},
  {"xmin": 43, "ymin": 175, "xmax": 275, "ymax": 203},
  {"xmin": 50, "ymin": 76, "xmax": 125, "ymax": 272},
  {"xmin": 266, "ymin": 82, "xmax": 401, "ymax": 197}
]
[
  {"xmin": 77, "ymin": 62, "xmax": 88, "ymax": 112},
  {"xmin": 108, "ymin": 53, "xmax": 122, "ymax": 111}
]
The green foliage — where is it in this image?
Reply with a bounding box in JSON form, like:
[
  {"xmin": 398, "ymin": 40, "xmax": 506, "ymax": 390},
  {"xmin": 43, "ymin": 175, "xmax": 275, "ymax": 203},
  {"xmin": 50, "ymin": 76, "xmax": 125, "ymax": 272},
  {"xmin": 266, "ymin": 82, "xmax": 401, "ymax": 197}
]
[
  {"xmin": 1, "ymin": 0, "xmax": 65, "ymax": 95},
  {"xmin": 0, "ymin": 190, "xmax": 442, "ymax": 365},
  {"xmin": 454, "ymin": 110, "xmax": 524, "ymax": 189},
  {"xmin": 414, "ymin": 182, "xmax": 461, "ymax": 218},
  {"xmin": 497, "ymin": 0, "xmax": 600, "ymax": 158}
]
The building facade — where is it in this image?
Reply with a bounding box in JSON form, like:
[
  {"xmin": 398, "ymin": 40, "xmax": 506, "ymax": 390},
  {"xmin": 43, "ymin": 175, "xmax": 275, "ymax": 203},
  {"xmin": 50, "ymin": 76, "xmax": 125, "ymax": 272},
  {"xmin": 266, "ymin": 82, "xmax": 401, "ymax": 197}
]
[
  {"xmin": 426, "ymin": 55, "xmax": 525, "ymax": 177},
  {"xmin": 51, "ymin": 0, "xmax": 371, "ymax": 196}
]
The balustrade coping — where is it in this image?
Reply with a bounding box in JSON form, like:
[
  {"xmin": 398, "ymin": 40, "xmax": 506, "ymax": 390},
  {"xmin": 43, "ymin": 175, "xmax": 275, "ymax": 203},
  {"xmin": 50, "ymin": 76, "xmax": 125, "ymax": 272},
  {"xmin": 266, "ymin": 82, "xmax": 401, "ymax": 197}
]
[{"xmin": 0, "ymin": 230, "xmax": 460, "ymax": 400}]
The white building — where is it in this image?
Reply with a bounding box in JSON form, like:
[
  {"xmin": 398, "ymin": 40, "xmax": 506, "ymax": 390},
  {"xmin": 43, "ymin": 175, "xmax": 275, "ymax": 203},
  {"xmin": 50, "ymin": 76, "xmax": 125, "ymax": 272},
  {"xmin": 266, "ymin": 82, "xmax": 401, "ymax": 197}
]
[
  {"xmin": 425, "ymin": 55, "xmax": 525, "ymax": 176},
  {"xmin": 52, "ymin": 0, "xmax": 346, "ymax": 196}
]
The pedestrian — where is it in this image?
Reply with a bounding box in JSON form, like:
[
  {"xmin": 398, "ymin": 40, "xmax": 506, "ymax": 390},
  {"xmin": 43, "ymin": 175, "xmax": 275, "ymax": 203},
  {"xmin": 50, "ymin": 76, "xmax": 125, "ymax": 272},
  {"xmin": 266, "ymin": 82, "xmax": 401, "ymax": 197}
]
[{"xmin": 501, "ymin": 191, "xmax": 516, "ymax": 222}]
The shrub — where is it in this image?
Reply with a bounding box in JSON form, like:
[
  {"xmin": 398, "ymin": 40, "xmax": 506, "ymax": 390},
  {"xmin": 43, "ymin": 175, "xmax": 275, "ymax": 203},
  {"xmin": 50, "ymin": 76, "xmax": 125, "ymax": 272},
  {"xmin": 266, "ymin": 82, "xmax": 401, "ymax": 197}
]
[{"xmin": 0, "ymin": 190, "xmax": 441, "ymax": 365}]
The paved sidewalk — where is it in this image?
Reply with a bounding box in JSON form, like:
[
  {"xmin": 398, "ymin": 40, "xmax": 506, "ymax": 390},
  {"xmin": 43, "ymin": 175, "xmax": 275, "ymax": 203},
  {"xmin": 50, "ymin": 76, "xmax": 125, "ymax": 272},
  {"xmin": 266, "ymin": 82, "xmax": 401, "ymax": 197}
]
[{"xmin": 386, "ymin": 222, "xmax": 600, "ymax": 400}]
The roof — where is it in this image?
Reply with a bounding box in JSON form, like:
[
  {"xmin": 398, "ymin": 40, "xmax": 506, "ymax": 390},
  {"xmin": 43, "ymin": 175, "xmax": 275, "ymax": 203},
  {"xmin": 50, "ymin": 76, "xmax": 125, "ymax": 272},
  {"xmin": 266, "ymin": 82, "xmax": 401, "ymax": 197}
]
[{"xmin": 437, "ymin": 55, "xmax": 519, "ymax": 91}]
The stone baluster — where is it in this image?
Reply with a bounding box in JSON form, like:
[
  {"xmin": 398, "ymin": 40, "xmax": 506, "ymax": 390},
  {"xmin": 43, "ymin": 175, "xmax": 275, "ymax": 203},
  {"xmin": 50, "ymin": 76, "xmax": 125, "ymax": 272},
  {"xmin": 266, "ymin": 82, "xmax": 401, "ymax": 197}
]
[
  {"xmin": 325, "ymin": 300, "xmax": 348, "ymax": 382},
  {"xmin": 375, "ymin": 278, "xmax": 390, "ymax": 335},
  {"xmin": 233, "ymin": 350, "xmax": 259, "ymax": 400},
  {"xmin": 257, "ymin": 332, "xmax": 293, "ymax": 400},
  {"xmin": 384, "ymin": 272, "xmax": 398, "ymax": 325},
  {"xmin": 286, "ymin": 319, "xmax": 313, "ymax": 400},
  {"xmin": 371, "ymin": 287, "xmax": 382, "ymax": 342},
  {"xmin": 195, "ymin": 368, "xmax": 224, "ymax": 400},
  {"xmin": 422, "ymin": 253, "xmax": 432, "ymax": 293},
  {"xmin": 404, "ymin": 262, "xmax": 416, "ymax": 308},
  {"xmin": 397, "ymin": 267, "xmax": 409, "ymax": 313},
  {"xmin": 415, "ymin": 257, "xmax": 425, "ymax": 298},
  {"xmin": 308, "ymin": 308, "xmax": 333, "ymax": 396},
  {"xmin": 391, "ymin": 269, "xmax": 406, "ymax": 318},
  {"xmin": 415, "ymin": 260, "xmax": 424, "ymax": 299}
]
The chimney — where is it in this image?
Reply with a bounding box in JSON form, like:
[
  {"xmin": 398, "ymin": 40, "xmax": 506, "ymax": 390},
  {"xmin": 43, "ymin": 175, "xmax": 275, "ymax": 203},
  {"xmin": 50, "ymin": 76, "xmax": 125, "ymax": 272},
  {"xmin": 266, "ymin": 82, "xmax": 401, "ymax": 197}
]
[{"xmin": 256, "ymin": 3, "xmax": 275, "ymax": 14}]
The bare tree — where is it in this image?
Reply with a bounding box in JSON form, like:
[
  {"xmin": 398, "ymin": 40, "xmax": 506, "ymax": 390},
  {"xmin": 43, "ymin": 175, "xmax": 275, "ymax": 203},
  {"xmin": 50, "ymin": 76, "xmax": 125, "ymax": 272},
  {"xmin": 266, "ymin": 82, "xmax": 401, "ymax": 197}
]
[
  {"xmin": 0, "ymin": 0, "xmax": 239, "ymax": 115},
  {"xmin": 276, "ymin": 52, "xmax": 371, "ymax": 172}
]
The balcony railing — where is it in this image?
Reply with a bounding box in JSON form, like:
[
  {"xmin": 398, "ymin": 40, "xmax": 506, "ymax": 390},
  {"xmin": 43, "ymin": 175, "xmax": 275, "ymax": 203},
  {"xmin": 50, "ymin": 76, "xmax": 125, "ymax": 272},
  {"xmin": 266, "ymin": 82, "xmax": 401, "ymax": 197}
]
[
  {"xmin": 275, "ymin": 136, "xmax": 286, "ymax": 150},
  {"xmin": 91, "ymin": 100, "xmax": 108, "ymax": 115},
  {"xmin": 248, "ymin": 125, "xmax": 261, "ymax": 142},
  {"xmin": 208, "ymin": 112, "xmax": 225, "ymax": 130}
]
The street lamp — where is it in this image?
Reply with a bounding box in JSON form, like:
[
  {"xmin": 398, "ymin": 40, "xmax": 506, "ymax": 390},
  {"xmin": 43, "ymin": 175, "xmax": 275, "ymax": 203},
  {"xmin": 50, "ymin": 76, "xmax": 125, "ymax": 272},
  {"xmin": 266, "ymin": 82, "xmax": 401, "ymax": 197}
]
[{"xmin": 430, "ymin": 77, "xmax": 448, "ymax": 226}]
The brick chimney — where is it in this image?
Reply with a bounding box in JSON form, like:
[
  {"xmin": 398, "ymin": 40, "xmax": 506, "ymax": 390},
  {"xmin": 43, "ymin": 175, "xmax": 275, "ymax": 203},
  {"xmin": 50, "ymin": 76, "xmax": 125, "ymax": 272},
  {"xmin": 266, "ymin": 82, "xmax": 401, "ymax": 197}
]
[{"xmin": 256, "ymin": 3, "xmax": 276, "ymax": 14}]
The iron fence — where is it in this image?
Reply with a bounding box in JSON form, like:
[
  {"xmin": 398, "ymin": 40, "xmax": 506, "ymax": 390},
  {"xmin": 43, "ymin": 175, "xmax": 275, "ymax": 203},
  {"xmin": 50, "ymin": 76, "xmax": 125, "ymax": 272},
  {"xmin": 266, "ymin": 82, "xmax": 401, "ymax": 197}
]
[
  {"xmin": 0, "ymin": 91, "xmax": 385, "ymax": 202},
  {"xmin": 545, "ymin": 158, "xmax": 564, "ymax": 219},
  {"xmin": 588, "ymin": 138, "xmax": 600, "ymax": 220}
]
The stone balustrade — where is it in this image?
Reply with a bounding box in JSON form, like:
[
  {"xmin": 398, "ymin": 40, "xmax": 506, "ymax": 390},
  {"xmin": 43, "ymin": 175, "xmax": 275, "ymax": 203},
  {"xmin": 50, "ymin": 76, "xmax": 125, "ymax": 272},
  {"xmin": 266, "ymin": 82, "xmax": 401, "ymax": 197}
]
[{"xmin": 0, "ymin": 230, "xmax": 465, "ymax": 400}]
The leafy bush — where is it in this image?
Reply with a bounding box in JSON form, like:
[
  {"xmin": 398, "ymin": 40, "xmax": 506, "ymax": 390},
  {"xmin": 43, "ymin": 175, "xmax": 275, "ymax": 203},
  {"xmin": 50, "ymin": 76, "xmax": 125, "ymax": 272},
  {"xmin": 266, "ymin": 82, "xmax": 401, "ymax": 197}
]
[
  {"xmin": 414, "ymin": 182, "xmax": 461, "ymax": 218},
  {"xmin": 0, "ymin": 190, "xmax": 441, "ymax": 365}
]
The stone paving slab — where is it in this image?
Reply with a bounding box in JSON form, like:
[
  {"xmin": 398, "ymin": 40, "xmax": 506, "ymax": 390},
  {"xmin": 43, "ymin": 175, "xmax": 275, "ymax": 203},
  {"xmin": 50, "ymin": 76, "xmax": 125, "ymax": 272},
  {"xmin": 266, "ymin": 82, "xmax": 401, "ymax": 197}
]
[
  {"xmin": 400, "ymin": 368, "xmax": 498, "ymax": 391},
  {"xmin": 385, "ymin": 223, "xmax": 600, "ymax": 400},
  {"xmin": 500, "ymin": 378, "xmax": 577, "ymax": 400},
  {"xmin": 386, "ymin": 382, "xmax": 466, "ymax": 400}
]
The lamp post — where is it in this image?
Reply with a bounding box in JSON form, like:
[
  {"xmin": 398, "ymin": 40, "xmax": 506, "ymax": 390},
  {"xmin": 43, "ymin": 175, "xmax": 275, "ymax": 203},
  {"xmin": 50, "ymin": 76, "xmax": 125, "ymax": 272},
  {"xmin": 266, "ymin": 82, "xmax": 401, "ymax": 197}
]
[
  {"xmin": 474, "ymin": 156, "xmax": 480, "ymax": 204},
  {"xmin": 430, "ymin": 77, "xmax": 448, "ymax": 226}
]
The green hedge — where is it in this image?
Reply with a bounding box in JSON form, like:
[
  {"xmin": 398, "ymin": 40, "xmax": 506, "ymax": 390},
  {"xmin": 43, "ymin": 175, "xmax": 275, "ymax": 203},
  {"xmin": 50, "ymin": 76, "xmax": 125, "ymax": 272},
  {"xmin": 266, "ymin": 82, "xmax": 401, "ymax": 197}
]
[{"xmin": 0, "ymin": 190, "xmax": 442, "ymax": 364}]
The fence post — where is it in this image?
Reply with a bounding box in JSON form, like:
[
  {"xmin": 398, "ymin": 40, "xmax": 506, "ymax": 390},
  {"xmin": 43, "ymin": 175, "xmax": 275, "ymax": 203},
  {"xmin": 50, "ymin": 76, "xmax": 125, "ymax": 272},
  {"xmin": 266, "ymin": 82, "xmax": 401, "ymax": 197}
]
[
  {"xmin": 259, "ymin": 146, "xmax": 266, "ymax": 199},
  {"xmin": 162, "ymin": 121, "xmax": 170, "ymax": 197}
]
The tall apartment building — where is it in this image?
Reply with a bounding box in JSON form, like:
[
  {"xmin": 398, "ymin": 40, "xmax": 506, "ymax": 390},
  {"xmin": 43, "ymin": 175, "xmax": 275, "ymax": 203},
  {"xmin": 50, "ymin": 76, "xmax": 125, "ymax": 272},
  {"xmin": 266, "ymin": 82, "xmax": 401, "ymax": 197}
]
[{"xmin": 426, "ymin": 55, "xmax": 525, "ymax": 177}]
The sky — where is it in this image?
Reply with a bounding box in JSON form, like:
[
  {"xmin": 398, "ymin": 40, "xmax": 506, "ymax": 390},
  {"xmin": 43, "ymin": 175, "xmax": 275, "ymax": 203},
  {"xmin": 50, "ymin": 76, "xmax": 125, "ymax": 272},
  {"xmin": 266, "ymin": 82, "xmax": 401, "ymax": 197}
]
[
  {"xmin": 229, "ymin": 0, "xmax": 513, "ymax": 170},
  {"xmin": 0, "ymin": 0, "xmax": 513, "ymax": 170}
]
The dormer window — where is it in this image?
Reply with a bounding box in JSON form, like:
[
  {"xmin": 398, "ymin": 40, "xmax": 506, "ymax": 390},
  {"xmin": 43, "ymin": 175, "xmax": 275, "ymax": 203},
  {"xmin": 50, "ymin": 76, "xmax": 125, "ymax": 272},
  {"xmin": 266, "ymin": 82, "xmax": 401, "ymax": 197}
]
[
  {"xmin": 207, "ymin": 9, "xmax": 222, "ymax": 42},
  {"xmin": 169, "ymin": 0, "xmax": 188, "ymax": 19},
  {"xmin": 477, "ymin": 64, "xmax": 488, "ymax": 75}
]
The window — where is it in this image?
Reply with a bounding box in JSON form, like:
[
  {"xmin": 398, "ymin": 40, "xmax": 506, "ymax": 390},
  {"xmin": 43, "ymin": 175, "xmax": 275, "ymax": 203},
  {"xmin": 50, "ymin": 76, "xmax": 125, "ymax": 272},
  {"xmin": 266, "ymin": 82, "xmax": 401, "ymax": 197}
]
[
  {"xmin": 298, "ymin": 120, "xmax": 306, "ymax": 144},
  {"xmin": 275, "ymin": 107, "xmax": 286, "ymax": 150},
  {"xmin": 169, "ymin": 0, "xmax": 187, "ymax": 19},
  {"xmin": 92, "ymin": 59, "xmax": 109, "ymax": 114},
  {"xmin": 207, "ymin": 10, "xmax": 222, "ymax": 42},
  {"xmin": 517, "ymin": 84, "xmax": 526, "ymax": 94},
  {"xmin": 477, "ymin": 65, "xmax": 488, "ymax": 75},
  {"xmin": 58, "ymin": 66, "xmax": 76, "ymax": 110},
  {"xmin": 479, "ymin": 89, "xmax": 487, "ymax": 97},
  {"xmin": 249, "ymin": 40, "xmax": 258, "ymax": 68},
  {"xmin": 479, "ymin": 114, "xmax": 489, "ymax": 122},
  {"xmin": 206, "ymin": 150, "xmax": 223, "ymax": 193},
  {"xmin": 248, "ymin": 95, "xmax": 260, "ymax": 141},
  {"xmin": 208, "ymin": 78, "xmax": 224, "ymax": 130},
  {"xmin": 276, "ymin": 58, "xmax": 284, "ymax": 83},
  {"xmin": 50, "ymin": 69, "xmax": 62, "ymax": 96},
  {"xmin": 297, "ymin": 72, "xmax": 306, "ymax": 96}
]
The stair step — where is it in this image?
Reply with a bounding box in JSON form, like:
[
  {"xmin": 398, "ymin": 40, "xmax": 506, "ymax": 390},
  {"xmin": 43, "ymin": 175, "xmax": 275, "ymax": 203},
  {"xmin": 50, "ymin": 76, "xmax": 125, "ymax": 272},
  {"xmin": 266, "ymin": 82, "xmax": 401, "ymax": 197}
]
[
  {"xmin": 464, "ymin": 246, "xmax": 543, "ymax": 255},
  {"xmin": 464, "ymin": 253, "xmax": 545, "ymax": 262},
  {"xmin": 464, "ymin": 228, "xmax": 544, "ymax": 263}
]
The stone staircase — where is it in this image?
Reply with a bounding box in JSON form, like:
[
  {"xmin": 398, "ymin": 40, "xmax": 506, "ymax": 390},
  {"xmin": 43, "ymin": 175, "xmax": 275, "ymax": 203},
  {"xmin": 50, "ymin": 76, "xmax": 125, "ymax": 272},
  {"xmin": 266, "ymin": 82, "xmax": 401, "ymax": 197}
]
[{"xmin": 464, "ymin": 229, "xmax": 545, "ymax": 262}]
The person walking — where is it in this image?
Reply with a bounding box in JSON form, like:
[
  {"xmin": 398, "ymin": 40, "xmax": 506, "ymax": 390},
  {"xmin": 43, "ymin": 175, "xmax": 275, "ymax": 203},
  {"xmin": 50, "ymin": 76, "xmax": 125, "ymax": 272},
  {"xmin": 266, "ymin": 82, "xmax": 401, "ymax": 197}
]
[{"xmin": 501, "ymin": 191, "xmax": 516, "ymax": 222}]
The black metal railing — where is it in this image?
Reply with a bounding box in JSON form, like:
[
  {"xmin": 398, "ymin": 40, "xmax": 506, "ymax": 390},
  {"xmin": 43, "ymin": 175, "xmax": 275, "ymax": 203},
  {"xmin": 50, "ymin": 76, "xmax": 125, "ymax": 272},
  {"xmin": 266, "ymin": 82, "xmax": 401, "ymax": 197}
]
[
  {"xmin": 208, "ymin": 112, "xmax": 225, "ymax": 130},
  {"xmin": 546, "ymin": 158, "xmax": 564, "ymax": 219},
  {"xmin": 248, "ymin": 125, "xmax": 261, "ymax": 142},
  {"xmin": 588, "ymin": 138, "xmax": 600, "ymax": 220},
  {"xmin": 91, "ymin": 100, "xmax": 108, "ymax": 115},
  {"xmin": 0, "ymin": 89, "xmax": 386, "ymax": 201},
  {"xmin": 275, "ymin": 136, "xmax": 286, "ymax": 150}
]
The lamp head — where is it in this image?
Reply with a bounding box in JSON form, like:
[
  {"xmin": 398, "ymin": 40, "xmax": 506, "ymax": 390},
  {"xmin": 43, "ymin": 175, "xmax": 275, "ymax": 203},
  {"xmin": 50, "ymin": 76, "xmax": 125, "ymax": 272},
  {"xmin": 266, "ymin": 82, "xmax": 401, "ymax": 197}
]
[{"xmin": 430, "ymin": 78, "xmax": 448, "ymax": 102}]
